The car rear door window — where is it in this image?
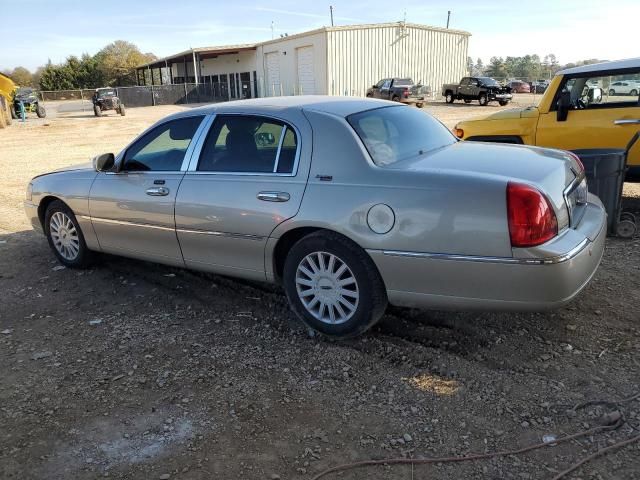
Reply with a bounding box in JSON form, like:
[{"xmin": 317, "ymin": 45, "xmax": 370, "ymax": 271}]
[
  {"xmin": 122, "ymin": 116, "xmax": 204, "ymax": 171},
  {"xmin": 197, "ymin": 115, "xmax": 298, "ymax": 174}
]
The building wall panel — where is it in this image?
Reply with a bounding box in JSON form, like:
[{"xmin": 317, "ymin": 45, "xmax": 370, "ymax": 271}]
[{"xmin": 327, "ymin": 24, "xmax": 469, "ymax": 98}]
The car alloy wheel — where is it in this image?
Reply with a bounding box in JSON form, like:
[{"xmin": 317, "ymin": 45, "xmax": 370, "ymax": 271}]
[
  {"xmin": 44, "ymin": 200, "xmax": 93, "ymax": 268},
  {"xmin": 295, "ymin": 251, "xmax": 359, "ymax": 325},
  {"xmin": 283, "ymin": 231, "xmax": 387, "ymax": 338},
  {"xmin": 49, "ymin": 211, "xmax": 80, "ymax": 261},
  {"xmin": 631, "ymin": 89, "xmax": 638, "ymax": 96},
  {"xmin": 446, "ymin": 93, "xmax": 453, "ymax": 103}
]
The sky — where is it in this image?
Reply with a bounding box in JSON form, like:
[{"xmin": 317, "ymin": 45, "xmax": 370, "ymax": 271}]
[{"xmin": 1, "ymin": 0, "xmax": 638, "ymax": 71}]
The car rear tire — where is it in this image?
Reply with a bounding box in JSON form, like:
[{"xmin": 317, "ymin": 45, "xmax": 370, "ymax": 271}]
[
  {"xmin": 119, "ymin": 104, "xmax": 126, "ymax": 116},
  {"xmin": 479, "ymin": 94, "xmax": 488, "ymax": 106},
  {"xmin": 630, "ymin": 89, "xmax": 638, "ymax": 96},
  {"xmin": 94, "ymin": 105, "xmax": 102, "ymax": 117},
  {"xmin": 283, "ymin": 231, "xmax": 387, "ymax": 338},
  {"xmin": 44, "ymin": 200, "xmax": 93, "ymax": 268},
  {"xmin": 36, "ymin": 105, "xmax": 46, "ymax": 118},
  {"xmin": 392, "ymin": 96, "xmax": 400, "ymax": 102},
  {"xmin": 609, "ymin": 89, "xmax": 615, "ymax": 96}
]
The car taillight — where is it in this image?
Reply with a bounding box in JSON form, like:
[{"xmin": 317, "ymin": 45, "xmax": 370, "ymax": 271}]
[
  {"xmin": 565, "ymin": 151, "xmax": 585, "ymax": 174},
  {"xmin": 507, "ymin": 182, "xmax": 558, "ymax": 247},
  {"xmin": 403, "ymin": 88, "xmax": 409, "ymax": 98}
]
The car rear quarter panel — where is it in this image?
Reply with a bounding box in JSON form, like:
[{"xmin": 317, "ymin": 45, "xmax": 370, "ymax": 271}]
[
  {"xmin": 271, "ymin": 109, "xmax": 513, "ymax": 259},
  {"xmin": 29, "ymin": 170, "xmax": 100, "ymax": 250}
]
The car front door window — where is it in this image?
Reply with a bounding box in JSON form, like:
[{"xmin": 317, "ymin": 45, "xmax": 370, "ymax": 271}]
[{"xmin": 122, "ymin": 116, "xmax": 204, "ymax": 172}]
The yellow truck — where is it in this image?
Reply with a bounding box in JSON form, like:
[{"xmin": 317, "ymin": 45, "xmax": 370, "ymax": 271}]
[
  {"xmin": 454, "ymin": 58, "xmax": 640, "ymax": 174},
  {"xmin": 0, "ymin": 72, "xmax": 16, "ymax": 128}
]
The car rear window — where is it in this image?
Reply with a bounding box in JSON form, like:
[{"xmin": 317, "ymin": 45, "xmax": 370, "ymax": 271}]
[{"xmin": 347, "ymin": 106, "xmax": 456, "ymax": 166}]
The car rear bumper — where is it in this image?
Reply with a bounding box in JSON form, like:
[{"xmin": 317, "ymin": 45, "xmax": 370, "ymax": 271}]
[{"xmin": 367, "ymin": 198, "xmax": 606, "ymax": 311}]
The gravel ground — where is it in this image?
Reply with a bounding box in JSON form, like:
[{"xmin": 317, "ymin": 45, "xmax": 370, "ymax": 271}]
[{"xmin": 1, "ymin": 98, "xmax": 639, "ymax": 480}]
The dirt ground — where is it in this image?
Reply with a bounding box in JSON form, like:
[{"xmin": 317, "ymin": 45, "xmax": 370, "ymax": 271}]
[{"xmin": 1, "ymin": 98, "xmax": 639, "ymax": 480}]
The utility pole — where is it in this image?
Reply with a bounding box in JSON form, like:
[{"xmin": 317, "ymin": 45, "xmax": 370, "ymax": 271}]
[
  {"xmin": 329, "ymin": 5, "xmax": 334, "ymax": 26},
  {"xmin": 446, "ymin": 10, "xmax": 451, "ymax": 28},
  {"xmin": 271, "ymin": 21, "xmax": 274, "ymax": 39}
]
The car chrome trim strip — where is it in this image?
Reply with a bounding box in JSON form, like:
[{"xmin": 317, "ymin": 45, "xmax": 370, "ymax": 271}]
[
  {"xmin": 382, "ymin": 239, "xmax": 590, "ymax": 265},
  {"xmin": 176, "ymin": 228, "xmax": 265, "ymax": 241},
  {"xmin": 80, "ymin": 215, "xmax": 265, "ymax": 240},
  {"xmin": 81, "ymin": 216, "xmax": 175, "ymax": 232}
]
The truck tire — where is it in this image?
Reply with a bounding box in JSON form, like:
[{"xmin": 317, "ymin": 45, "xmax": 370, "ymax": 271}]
[
  {"xmin": 36, "ymin": 105, "xmax": 46, "ymax": 118},
  {"xmin": 499, "ymin": 100, "xmax": 509, "ymax": 106},
  {"xmin": 478, "ymin": 94, "xmax": 488, "ymax": 106},
  {"xmin": 415, "ymin": 103, "xmax": 423, "ymax": 108},
  {"xmin": 464, "ymin": 99, "xmax": 472, "ymax": 104},
  {"xmin": 10, "ymin": 104, "xmax": 17, "ymax": 119},
  {"xmin": 392, "ymin": 95, "xmax": 400, "ymax": 102},
  {"xmin": 94, "ymin": 105, "xmax": 102, "ymax": 117},
  {"xmin": 445, "ymin": 92, "xmax": 454, "ymax": 104}
]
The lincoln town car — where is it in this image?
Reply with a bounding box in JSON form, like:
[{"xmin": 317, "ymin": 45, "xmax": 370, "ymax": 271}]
[{"xmin": 25, "ymin": 97, "xmax": 607, "ymax": 337}]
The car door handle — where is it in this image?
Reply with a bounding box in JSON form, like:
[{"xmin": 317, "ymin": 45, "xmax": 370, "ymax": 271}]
[
  {"xmin": 614, "ymin": 119, "xmax": 640, "ymax": 125},
  {"xmin": 145, "ymin": 186, "xmax": 170, "ymax": 196},
  {"xmin": 257, "ymin": 191, "xmax": 290, "ymax": 202}
]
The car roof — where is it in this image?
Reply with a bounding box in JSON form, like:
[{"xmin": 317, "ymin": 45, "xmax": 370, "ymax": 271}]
[
  {"xmin": 558, "ymin": 57, "xmax": 640, "ymax": 75},
  {"xmin": 172, "ymin": 95, "xmax": 399, "ymax": 119}
]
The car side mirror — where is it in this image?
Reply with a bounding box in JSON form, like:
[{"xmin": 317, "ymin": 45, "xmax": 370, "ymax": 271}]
[
  {"xmin": 93, "ymin": 153, "xmax": 115, "ymax": 172},
  {"xmin": 372, "ymin": 84, "xmax": 378, "ymax": 88},
  {"xmin": 556, "ymin": 91, "xmax": 571, "ymax": 122}
]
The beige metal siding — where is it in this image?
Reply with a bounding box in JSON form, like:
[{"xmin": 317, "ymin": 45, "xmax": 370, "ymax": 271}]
[{"xmin": 327, "ymin": 24, "xmax": 469, "ymax": 98}]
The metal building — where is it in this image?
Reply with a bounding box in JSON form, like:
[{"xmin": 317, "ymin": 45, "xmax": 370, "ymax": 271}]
[{"xmin": 136, "ymin": 22, "xmax": 470, "ymax": 99}]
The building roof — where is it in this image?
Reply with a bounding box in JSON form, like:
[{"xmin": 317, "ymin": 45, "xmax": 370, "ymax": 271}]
[
  {"xmin": 558, "ymin": 58, "xmax": 640, "ymax": 75},
  {"xmin": 138, "ymin": 44, "xmax": 257, "ymax": 69},
  {"xmin": 137, "ymin": 21, "xmax": 471, "ymax": 69}
]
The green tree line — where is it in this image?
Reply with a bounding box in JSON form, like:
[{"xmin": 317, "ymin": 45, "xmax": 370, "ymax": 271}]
[
  {"xmin": 467, "ymin": 54, "xmax": 605, "ymax": 80},
  {"xmin": 2, "ymin": 40, "xmax": 156, "ymax": 90}
]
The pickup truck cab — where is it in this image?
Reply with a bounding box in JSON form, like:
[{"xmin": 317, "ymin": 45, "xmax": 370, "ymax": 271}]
[
  {"xmin": 366, "ymin": 78, "xmax": 429, "ymax": 107},
  {"xmin": 442, "ymin": 77, "xmax": 513, "ymax": 106},
  {"xmin": 454, "ymin": 58, "xmax": 640, "ymax": 172}
]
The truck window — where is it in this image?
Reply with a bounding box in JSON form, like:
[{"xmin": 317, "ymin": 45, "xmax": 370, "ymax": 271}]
[{"xmin": 559, "ymin": 70, "xmax": 640, "ymax": 109}]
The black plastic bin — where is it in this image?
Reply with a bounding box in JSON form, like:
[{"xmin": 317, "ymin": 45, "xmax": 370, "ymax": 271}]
[
  {"xmin": 571, "ymin": 132, "xmax": 639, "ymax": 238},
  {"xmin": 571, "ymin": 148, "xmax": 626, "ymax": 235}
]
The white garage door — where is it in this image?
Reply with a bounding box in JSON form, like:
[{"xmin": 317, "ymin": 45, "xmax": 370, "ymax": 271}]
[
  {"xmin": 265, "ymin": 52, "xmax": 280, "ymax": 96},
  {"xmin": 296, "ymin": 46, "xmax": 315, "ymax": 95}
]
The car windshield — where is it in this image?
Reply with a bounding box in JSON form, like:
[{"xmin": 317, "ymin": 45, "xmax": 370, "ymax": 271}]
[
  {"xmin": 16, "ymin": 88, "xmax": 34, "ymax": 96},
  {"xmin": 97, "ymin": 89, "xmax": 115, "ymax": 97},
  {"xmin": 347, "ymin": 106, "xmax": 456, "ymax": 167},
  {"xmin": 478, "ymin": 77, "xmax": 499, "ymax": 86},
  {"xmin": 393, "ymin": 78, "xmax": 413, "ymax": 86}
]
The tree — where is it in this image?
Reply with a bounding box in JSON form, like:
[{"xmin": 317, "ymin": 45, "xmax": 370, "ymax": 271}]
[
  {"xmin": 475, "ymin": 58, "xmax": 484, "ymax": 75},
  {"xmin": 485, "ymin": 57, "xmax": 508, "ymax": 80},
  {"xmin": 97, "ymin": 40, "xmax": 156, "ymax": 86},
  {"xmin": 2, "ymin": 66, "xmax": 33, "ymax": 86}
]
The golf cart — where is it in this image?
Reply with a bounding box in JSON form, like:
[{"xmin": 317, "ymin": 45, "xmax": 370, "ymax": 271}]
[
  {"xmin": 12, "ymin": 87, "xmax": 46, "ymax": 119},
  {"xmin": 92, "ymin": 88, "xmax": 125, "ymax": 117}
]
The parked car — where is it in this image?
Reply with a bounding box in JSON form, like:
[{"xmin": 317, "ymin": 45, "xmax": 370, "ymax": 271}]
[
  {"xmin": 442, "ymin": 77, "xmax": 512, "ymax": 106},
  {"xmin": 508, "ymin": 80, "xmax": 531, "ymax": 93},
  {"xmin": 366, "ymin": 78, "xmax": 430, "ymax": 107},
  {"xmin": 453, "ymin": 58, "xmax": 640, "ymax": 175},
  {"xmin": 92, "ymin": 88, "xmax": 125, "ymax": 117},
  {"xmin": 531, "ymin": 81, "xmax": 549, "ymax": 94},
  {"xmin": 25, "ymin": 97, "xmax": 606, "ymax": 338},
  {"xmin": 608, "ymin": 81, "xmax": 639, "ymax": 96},
  {"xmin": 12, "ymin": 87, "xmax": 46, "ymax": 118}
]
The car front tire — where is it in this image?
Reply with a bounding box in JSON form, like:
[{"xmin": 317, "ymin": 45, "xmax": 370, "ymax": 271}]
[
  {"xmin": 94, "ymin": 105, "xmax": 102, "ymax": 117},
  {"xmin": 283, "ymin": 231, "xmax": 387, "ymax": 338},
  {"xmin": 44, "ymin": 200, "xmax": 93, "ymax": 268}
]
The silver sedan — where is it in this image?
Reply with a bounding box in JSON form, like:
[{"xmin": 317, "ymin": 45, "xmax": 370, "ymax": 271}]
[{"xmin": 25, "ymin": 96, "xmax": 606, "ymax": 337}]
